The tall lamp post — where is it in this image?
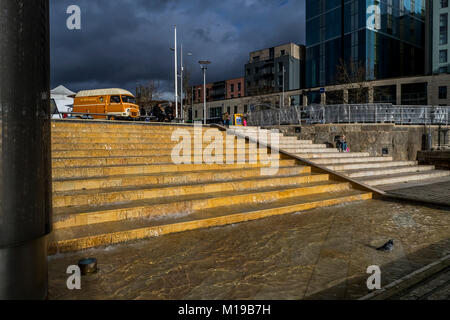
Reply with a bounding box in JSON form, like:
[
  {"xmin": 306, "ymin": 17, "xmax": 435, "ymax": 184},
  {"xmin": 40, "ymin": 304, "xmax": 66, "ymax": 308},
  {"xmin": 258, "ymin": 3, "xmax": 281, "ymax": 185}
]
[
  {"xmin": 173, "ymin": 25, "xmax": 178, "ymax": 119},
  {"xmin": 199, "ymin": 61, "xmax": 211, "ymax": 125},
  {"xmin": 180, "ymin": 44, "xmax": 192, "ymax": 123}
]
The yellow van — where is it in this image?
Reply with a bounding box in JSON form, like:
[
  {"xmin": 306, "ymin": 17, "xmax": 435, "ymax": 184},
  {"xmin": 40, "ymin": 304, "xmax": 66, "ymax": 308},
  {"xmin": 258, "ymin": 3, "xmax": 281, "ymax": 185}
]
[{"xmin": 73, "ymin": 88, "xmax": 140, "ymax": 120}]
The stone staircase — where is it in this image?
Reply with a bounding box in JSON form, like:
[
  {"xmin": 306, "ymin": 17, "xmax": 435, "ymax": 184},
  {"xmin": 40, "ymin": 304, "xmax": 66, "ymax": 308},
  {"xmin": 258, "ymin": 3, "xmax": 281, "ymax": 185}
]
[
  {"xmin": 49, "ymin": 121, "xmax": 373, "ymax": 254},
  {"xmin": 228, "ymin": 126, "xmax": 450, "ymax": 189}
]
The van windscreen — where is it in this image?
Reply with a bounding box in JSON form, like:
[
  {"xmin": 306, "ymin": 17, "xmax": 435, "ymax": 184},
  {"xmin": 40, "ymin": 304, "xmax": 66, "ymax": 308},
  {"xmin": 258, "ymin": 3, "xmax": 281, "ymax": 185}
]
[{"xmin": 122, "ymin": 96, "xmax": 136, "ymax": 104}]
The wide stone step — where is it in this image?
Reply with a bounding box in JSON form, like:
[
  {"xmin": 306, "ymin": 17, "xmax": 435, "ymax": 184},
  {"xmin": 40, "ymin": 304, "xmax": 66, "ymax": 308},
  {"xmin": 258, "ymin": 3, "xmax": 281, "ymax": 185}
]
[
  {"xmin": 294, "ymin": 152, "xmax": 371, "ymax": 159},
  {"xmin": 52, "ymin": 149, "xmax": 282, "ymax": 158},
  {"xmin": 312, "ymin": 157, "xmax": 393, "ymax": 165},
  {"xmin": 53, "ymin": 165, "xmax": 311, "ymax": 192},
  {"xmin": 52, "ymin": 159, "xmax": 299, "ymax": 179},
  {"xmin": 49, "ymin": 189, "xmax": 372, "ymax": 254},
  {"xmin": 279, "ymin": 143, "xmax": 326, "ymax": 148},
  {"xmin": 52, "ymin": 137, "xmax": 258, "ymax": 145},
  {"xmin": 52, "ymin": 122, "xmax": 215, "ymax": 132},
  {"xmin": 52, "ymin": 173, "xmax": 331, "ymax": 208},
  {"xmin": 280, "ymin": 148, "xmax": 337, "ymax": 153},
  {"xmin": 53, "ymin": 156, "xmax": 282, "ymax": 168},
  {"xmin": 360, "ymin": 170, "xmax": 450, "ymax": 186},
  {"xmin": 324, "ymin": 161, "xmax": 417, "ymax": 171},
  {"xmin": 345, "ymin": 165, "xmax": 436, "ymax": 178},
  {"xmin": 52, "ymin": 142, "xmax": 264, "ymax": 151},
  {"xmin": 52, "ymin": 132, "xmax": 223, "ymax": 139}
]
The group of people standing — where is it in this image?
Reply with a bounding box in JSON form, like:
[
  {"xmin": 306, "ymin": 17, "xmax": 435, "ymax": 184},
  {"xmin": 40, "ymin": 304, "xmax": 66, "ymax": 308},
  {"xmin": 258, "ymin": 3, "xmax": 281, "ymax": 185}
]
[
  {"xmin": 150, "ymin": 104, "xmax": 174, "ymax": 122},
  {"xmin": 221, "ymin": 112, "xmax": 248, "ymax": 127}
]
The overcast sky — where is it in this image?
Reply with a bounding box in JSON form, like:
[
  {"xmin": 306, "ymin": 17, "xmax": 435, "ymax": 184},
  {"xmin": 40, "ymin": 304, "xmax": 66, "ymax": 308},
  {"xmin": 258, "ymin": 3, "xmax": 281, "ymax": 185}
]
[{"xmin": 50, "ymin": 0, "xmax": 305, "ymax": 99}]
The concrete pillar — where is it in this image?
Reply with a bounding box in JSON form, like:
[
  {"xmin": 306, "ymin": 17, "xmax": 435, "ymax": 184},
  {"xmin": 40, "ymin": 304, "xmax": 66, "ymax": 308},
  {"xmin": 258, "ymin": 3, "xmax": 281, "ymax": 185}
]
[
  {"xmin": 396, "ymin": 83, "xmax": 402, "ymax": 105},
  {"xmin": 343, "ymin": 89, "xmax": 349, "ymax": 104},
  {"xmin": 320, "ymin": 92, "xmax": 326, "ymax": 105},
  {"xmin": 0, "ymin": 0, "xmax": 52, "ymax": 299},
  {"xmin": 368, "ymin": 86, "xmax": 374, "ymax": 104},
  {"xmin": 303, "ymin": 95, "xmax": 308, "ymax": 106}
]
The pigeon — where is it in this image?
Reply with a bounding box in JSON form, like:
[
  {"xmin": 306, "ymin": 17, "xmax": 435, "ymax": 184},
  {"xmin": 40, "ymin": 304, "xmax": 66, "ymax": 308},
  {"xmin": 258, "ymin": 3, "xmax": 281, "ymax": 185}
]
[{"xmin": 376, "ymin": 240, "xmax": 394, "ymax": 252}]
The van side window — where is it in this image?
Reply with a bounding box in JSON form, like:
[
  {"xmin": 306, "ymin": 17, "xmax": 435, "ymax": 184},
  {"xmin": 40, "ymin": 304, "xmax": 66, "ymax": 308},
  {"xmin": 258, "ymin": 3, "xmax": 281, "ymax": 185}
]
[{"xmin": 110, "ymin": 96, "xmax": 121, "ymax": 103}]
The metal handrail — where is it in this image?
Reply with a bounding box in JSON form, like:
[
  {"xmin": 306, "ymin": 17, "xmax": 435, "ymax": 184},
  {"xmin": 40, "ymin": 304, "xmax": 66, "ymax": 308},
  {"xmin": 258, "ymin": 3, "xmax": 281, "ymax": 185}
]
[{"xmin": 248, "ymin": 104, "xmax": 450, "ymax": 126}]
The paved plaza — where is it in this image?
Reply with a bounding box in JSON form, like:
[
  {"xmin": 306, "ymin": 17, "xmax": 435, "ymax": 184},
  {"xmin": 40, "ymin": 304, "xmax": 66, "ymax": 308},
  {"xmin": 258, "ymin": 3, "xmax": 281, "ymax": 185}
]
[{"xmin": 48, "ymin": 199, "xmax": 450, "ymax": 300}]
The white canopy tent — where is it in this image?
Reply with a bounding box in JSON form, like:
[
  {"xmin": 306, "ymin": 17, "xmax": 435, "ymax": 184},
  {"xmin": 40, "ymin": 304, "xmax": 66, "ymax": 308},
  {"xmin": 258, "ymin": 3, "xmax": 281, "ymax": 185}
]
[{"xmin": 51, "ymin": 85, "xmax": 75, "ymax": 119}]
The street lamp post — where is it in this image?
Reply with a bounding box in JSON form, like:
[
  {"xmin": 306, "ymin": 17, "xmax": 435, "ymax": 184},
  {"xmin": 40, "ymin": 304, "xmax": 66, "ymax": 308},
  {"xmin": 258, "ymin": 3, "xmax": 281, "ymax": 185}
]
[
  {"xmin": 282, "ymin": 66, "xmax": 286, "ymax": 108},
  {"xmin": 199, "ymin": 61, "xmax": 211, "ymax": 125},
  {"xmin": 180, "ymin": 44, "xmax": 192, "ymax": 123},
  {"xmin": 174, "ymin": 25, "xmax": 178, "ymax": 120}
]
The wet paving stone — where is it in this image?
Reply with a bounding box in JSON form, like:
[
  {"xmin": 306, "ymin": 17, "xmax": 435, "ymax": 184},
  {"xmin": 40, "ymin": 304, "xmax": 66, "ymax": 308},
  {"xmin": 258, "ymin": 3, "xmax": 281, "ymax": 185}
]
[{"xmin": 48, "ymin": 199, "xmax": 450, "ymax": 300}]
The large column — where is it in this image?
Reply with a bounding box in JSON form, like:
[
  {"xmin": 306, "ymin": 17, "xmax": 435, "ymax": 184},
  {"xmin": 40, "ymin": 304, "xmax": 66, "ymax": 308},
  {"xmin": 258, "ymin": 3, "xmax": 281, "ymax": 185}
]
[
  {"xmin": 396, "ymin": 83, "xmax": 402, "ymax": 105},
  {"xmin": 0, "ymin": 0, "xmax": 52, "ymax": 300}
]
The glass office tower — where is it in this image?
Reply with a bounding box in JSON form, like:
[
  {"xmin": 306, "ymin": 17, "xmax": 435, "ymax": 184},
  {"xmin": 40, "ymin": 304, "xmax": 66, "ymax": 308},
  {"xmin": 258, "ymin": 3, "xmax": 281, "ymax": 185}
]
[{"xmin": 306, "ymin": 0, "xmax": 426, "ymax": 88}]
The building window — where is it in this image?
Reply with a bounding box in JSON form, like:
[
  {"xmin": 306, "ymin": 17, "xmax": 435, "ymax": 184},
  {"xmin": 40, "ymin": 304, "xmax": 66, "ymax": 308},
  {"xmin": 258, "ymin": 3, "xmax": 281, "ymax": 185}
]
[
  {"xmin": 440, "ymin": 66, "xmax": 448, "ymax": 73},
  {"xmin": 247, "ymin": 68, "xmax": 251, "ymax": 76},
  {"xmin": 238, "ymin": 94, "xmax": 241, "ymax": 98},
  {"xmin": 227, "ymin": 106, "xmax": 231, "ymax": 114},
  {"xmin": 439, "ymin": 86, "xmax": 447, "ymax": 99},
  {"xmin": 244, "ymin": 105, "xmax": 248, "ymax": 113},
  {"xmin": 278, "ymin": 76, "xmax": 283, "ymax": 86},
  {"xmin": 440, "ymin": 14, "xmax": 448, "ymax": 45},
  {"xmin": 281, "ymin": 50, "xmax": 286, "ymax": 56},
  {"xmin": 440, "ymin": 50, "xmax": 448, "ymax": 63},
  {"xmin": 278, "ymin": 62, "xmax": 283, "ymax": 72},
  {"xmin": 230, "ymin": 84, "xmax": 235, "ymax": 92},
  {"xmin": 253, "ymin": 56, "xmax": 260, "ymax": 62},
  {"xmin": 238, "ymin": 82, "xmax": 241, "ymax": 91},
  {"xmin": 231, "ymin": 95, "xmax": 234, "ymax": 99},
  {"xmin": 442, "ymin": 0, "xmax": 448, "ymax": 8},
  {"xmin": 195, "ymin": 110, "xmax": 198, "ymax": 118},
  {"xmin": 234, "ymin": 106, "xmax": 238, "ymax": 114}
]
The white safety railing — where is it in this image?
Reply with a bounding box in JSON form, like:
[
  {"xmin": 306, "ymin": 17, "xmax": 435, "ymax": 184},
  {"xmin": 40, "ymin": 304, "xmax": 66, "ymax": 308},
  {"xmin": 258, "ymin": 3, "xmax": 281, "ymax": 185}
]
[{"xmin": 248, "ymin": 104, "xmax": 450, "ymax": 126}]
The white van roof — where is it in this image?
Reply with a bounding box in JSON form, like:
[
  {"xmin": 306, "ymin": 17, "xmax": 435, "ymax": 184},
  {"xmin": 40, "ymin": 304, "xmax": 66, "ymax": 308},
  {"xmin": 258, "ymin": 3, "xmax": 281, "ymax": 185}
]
[{"xmin": 76, "ymin": 88, "xmax": 134, "ymax": 98}]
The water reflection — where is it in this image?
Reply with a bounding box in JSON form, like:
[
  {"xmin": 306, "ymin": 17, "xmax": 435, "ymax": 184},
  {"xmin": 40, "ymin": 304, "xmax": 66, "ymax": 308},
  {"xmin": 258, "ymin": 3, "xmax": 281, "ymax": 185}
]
[{"xmin": 48, "ymin": 199, "xmax": 450, "ymax": 300}]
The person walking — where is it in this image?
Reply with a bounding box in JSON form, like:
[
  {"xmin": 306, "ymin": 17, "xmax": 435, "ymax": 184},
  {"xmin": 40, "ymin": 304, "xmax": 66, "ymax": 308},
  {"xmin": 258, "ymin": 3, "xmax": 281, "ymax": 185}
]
[
  {"xmin": 226, "ymin": 113, "xmax": 232, "ymax": 127},
  {"xmin": 341, "ymin": 135, "xmax": 348, "ymax": 152}
]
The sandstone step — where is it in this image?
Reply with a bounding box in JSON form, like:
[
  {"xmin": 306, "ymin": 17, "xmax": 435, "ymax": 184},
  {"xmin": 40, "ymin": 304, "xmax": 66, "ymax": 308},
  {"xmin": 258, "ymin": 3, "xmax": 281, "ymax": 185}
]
[
  {"xmin": 52, "ymin": 149, "xmax": 282, "ymax": 158},
  {"xmin": 49, "ymin": 189, "xmax": 372, "ymax": 254},
  {"xmin": 344, "ymin": 165, "xmax": 436, "ymax": 178},
  {"xmin": 52, "ymin": 122, "xmax": 214, "ymax": 131},
  {"xmin": 324, "ymin": 161, "xmax": 417, "ymax": 171},
  {"xmin": 360, "ymin": 170, "xmax": 450, "ymax": 186},
  {"xmin": 51, "ymin": 137, "xmax": 258, "ymax": 145},
  {"xmin": 52, "ymin": 132, "xmax": 223, "ymax": 140},
  {"xmin": 52, "ymin": 142, "xmax": 265, "ymax": 151},
  {"xmin": 52, "ymin": 159, "xmax": 299, "ymax": 179},
  {"xmin": 312, "ymin": 157, "xmax": 393, "ymax": 165},
  {"xmin": 279, "ymin": 144, "xmax": 326, "ymax": 149},
  {"xmin": 294, "ymin": 152, "xmax": 371, "ymax": 159},
  {"xmin": 279, "ymin": 148, "xmax": 337, "ymax": 153},
  {"xmin": 52, "ymin": 156, "xmax": 283, "ymax": 168},
  {"xmin": 52, "ymin": 172, "xmax": 331, "ymax": 208},
  {"xmin": 53, "ymin": 165, "xmax": 311, "ymax": 192}
]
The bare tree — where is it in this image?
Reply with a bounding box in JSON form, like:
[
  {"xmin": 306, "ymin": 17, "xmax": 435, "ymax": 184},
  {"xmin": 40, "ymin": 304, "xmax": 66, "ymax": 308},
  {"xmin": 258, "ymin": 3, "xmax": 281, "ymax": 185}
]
[
  {"xmin": 136, "ymin": 80, "xmax": 162, "ymax": 113},
  {"xmin": 335, "ymin": 59, "xmax": 369, "ymax": 104}
]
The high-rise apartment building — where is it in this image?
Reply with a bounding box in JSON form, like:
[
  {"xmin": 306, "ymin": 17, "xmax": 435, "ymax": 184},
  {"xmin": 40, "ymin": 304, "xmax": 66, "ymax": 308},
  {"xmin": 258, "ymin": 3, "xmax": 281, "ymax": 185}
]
[
  {"xmin": 244, "ymin": 43, "xmax": 305, "ymax": 96},
  {"xmin": 306, "ymin": 0, "xmax": 427, "ymax": 88},
  {"xmin": 428, "ymin": 0, "xmax": 450, "ymax": 74}
]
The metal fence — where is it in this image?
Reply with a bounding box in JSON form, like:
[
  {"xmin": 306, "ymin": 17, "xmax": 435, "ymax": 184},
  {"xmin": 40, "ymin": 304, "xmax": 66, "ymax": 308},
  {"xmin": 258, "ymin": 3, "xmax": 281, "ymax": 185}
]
[{"xmin": 248, "ymin": 104, "xmax": 450, "ymax": 126}]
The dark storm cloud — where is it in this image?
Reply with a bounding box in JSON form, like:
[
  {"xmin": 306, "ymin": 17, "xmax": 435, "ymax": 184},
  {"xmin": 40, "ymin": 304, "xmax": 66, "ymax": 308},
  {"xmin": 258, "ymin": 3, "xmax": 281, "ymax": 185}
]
[{"xmin": 50, "ymin": 0, "xmax": 305, "ymax": 97}]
